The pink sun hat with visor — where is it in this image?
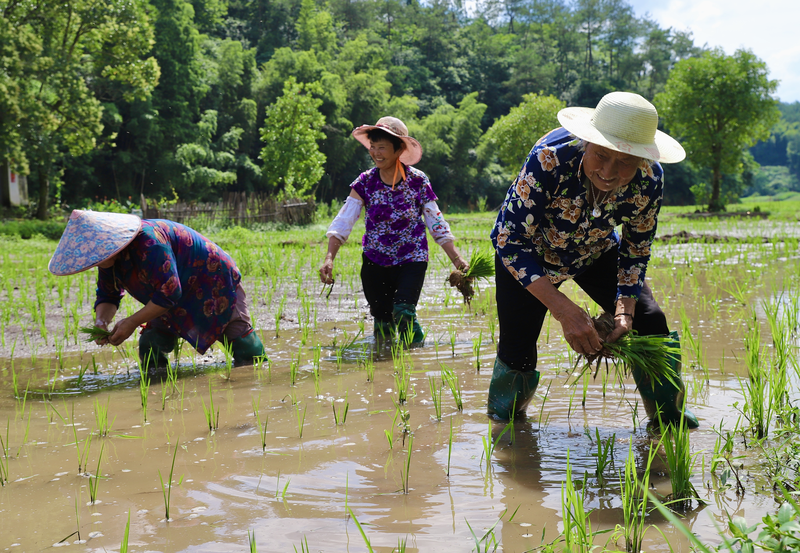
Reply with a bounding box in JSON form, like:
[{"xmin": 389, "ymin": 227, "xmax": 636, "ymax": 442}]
[
  {"xmin": 352, "ymin": 116, "xmax": 423, "ymax": 165},
  {"xmin": 48, "ymin": 210, "xmax": 143, "ymax": 276},
  {"xmin": 557, "ymin": 91, "xmax": 685, "ymax": 163}
]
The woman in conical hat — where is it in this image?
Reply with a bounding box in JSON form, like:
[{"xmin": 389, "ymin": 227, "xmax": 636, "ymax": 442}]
[
  {"xmin": 488, "ymin": 91, "xmax": 699, "ymax": 430},
  {"xmin": 49, "ymin": 210, "xmax": 265, "ymax": 369},
  {"xmin": 318, "ymin": 116, "xmax": 467, "ymax": 345}
]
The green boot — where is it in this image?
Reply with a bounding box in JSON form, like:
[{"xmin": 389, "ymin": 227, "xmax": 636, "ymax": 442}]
[
  {"xmin": 632, "ymin": 331, "xmax": 699, "ymax": 429},
  {"xmin": 487, "ymin": 357, "xmax": 540, "ymax": 420},
  {"xmin": 139, "ymin": 328, "xmax": 177, "ymax": 371},
  {"xmin": 230, "ymin": 330, "xmax": 265, "ymax": 366},
  {"xmin": 393, "ymin": 303, "xmax": 425, "ymax": 345}
]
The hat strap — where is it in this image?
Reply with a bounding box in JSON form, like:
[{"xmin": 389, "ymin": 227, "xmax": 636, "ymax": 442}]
[{"xmin": 391, "ymin": 159, "xmax": 406, "ymax": 191}]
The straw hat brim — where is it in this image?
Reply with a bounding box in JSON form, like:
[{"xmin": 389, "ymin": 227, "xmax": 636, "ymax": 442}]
[
  {"xmin": 48, "ymin": 210, "xmax": 143, "ymax": 276},
  {"xmin": 558, "ymin": 107, "xmax": 685, "ymax": 163},
  {"xmin": 352, "ymin": 125, "xmax": 423, "ymax": 166}
]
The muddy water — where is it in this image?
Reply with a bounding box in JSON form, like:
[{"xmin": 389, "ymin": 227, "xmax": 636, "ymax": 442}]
[{"xmin": 0, "ymin": 244, "xmax": 797, "ymax": 552}]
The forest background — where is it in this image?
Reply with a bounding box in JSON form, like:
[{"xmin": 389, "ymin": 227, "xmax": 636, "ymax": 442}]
[{"xmin": 2, "ymin": 0, "xmax": 798, "ymax": 217}]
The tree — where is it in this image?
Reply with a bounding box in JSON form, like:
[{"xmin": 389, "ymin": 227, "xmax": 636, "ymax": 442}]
[
  {"xmin": 654, "ymin": 48, "xmax": 780, "ymax": 212},
  {"xmin": 259, "ymin": 78, "xmax": 326, "ymax": 198},
  {"xmin": 477, "ymin": 92, "xmax": 564, "ymax": 177}
]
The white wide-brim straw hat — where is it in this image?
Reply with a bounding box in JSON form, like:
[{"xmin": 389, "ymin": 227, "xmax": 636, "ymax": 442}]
[
  {"xmin": 352, "ymin": 116, "xmax": 423, "ymax": 166},
  {"xmin": 557, "ymin": 91, "xmax": 685, "ymax": 163},
  {"xmin": 48, "ymin": 210, "xmax": 143, "ymax": 276}
]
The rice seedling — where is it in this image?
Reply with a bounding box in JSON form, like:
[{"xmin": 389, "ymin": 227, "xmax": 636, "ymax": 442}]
[
  {"xmin": 158, "ymin": 441, "xmax": 181, "ymax": 521},
  {"xmin": 440, "ymin": 363, "xmax": 463, "ymax": 410},
  {"xmin": 401, "ymin": 434, "xmax": 414, "ymax": 494},
  {"xmin": 659, "ymin": 415, "xmax": 703, "ymax": 511},
  {"xmin": 347, "ymin": 508, "xmax": 375, "ymax": 553},
  {"xmin": 448, "ymin": 323, "xmax": 457, "ymax": 356},
  {"xmin": 613, "ymin": 437, "xmax": 661, "ymax": 552},
  {"xmin": 393, "ymin": 361, "xmax": 410, "ymax": 405},
  {"xmin": 384, "ymin": 427, "xmax": 394, "ymax": 450},
  {"xmin": 560, "ymin": 453, "xmax": 607, "ymax": 552},
  {"xmin": 332, "ymin": 394, "xmax": 349, "ymax": 425},
  {"xmin": 88, "ymin": 442, "xmax": 105, "ymax": 504},
  {"xmin": 465, "ymin": 515, "xmax": 502, "ymax": 553},
  {"xmin": 0, "ymin": 420, "xmax": 9, "ymax": 486},
  {"xmin": 296, "ymin": 402, "xmax": 307, "ymax": 438},
  {"xmin": 249, "ymin": 529, "xmax": 258, "ymax": 552},
  {"xmin": 428, "ymin": 375, "xmax": 443, "ymax": 421},
  {"xmin": 120, "ymin": 511, "xmax": 131, "ymax": 553},
  {"xmin": 447, "ymin": 248, "xmax": 493, "ymax": 304},
  {"xmin": 472, "ymin": 330, "xmax": 483, "ymax": 370},
  {"xmin": 591, "ymin": 428, "xmax": 615, "ymax": 487},
  {"xmin": 290, "ymin": 353, "xmax": 299, "ymax": 386},
  {"xmin": 275, "ymin": 470, "xmax": 291, "ymax": 500},
  {"xmin": 252, "ymin": 395, "xmax": 268, "ymax": 451},
  {"xmin": 739, "ymin": 316, "xmax": 773, "ymax": 439},
  {"xmin": 480, "ymin": 419, "xmax": 513, "ymax": 471},
  {"xmin": 70, "ymin": 403, "xmax": 92, "ymax": 473},
  {"xmin": 201, "ymin": 385, "xmax": 220, "ymax": 432},
  {"xmin": 446, "ymin": 417, "xmax": 453, "ymax": 477},
  {"xmin": 139, "ymin": 368, "xmax": 151, "ymax": 423},
  {"xmin": 94, "ymin": 396, "xmax": 115, "ymax": 437}
]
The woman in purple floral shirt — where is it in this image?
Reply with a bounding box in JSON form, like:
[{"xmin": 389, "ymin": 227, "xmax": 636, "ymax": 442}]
[
  {"xmin": 319, "ymin": 117, "xmax": 467, "ymax": 343},
  {"xmin": 489, "ymin": 92, "xmax": 699, "ymax": 429},
  {"xmin": 49, "ymin": 211, "xmax": 264, "ymax": 370}
]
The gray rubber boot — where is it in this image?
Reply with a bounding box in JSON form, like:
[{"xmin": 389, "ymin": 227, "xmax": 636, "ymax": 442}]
[
  {"xmin": 632, "ymin": 331, "xmax": 699, "ymax": 429},
  {"xmin": 487, "ymin": 356, "xmax": 540, "ymax": 420},
  {"xmin": 139, "ymin": 328, "xmax": 177, "ymax": 371}
]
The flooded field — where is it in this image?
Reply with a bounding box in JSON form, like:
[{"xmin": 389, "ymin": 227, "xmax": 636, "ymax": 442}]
[{"xmin": 0, "ymin": 213, "xmax": 798, "ymax": 552}]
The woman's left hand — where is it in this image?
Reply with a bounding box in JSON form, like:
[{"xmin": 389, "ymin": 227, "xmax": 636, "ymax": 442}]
[
  {"xmin": 108, "ymin": 317, "xmax": 139, "ymax": 346},
  {"xmin": 606, "ymin": 313, "xmax": 633, "ymax": 343}
]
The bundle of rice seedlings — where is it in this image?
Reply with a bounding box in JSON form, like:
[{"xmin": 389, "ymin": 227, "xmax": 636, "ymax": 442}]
[
  {"xmin": 576, "ymin": 312, "xmax": 679, "ymax": 388},
  {"xmin": 447, "ymin": 249, "xmax": 494, "ymax": 304},
  {"xmin": 81, "ymin": 326, "xmax": 113, "ymax": 343}
]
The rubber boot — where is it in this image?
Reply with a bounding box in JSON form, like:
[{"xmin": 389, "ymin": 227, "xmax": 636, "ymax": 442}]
[
  {"xmin": 139, "ymin": 328, "xmax": 177, "ymax": 371},
  {"xmin": 487, "ymin": 356, "xmax": 540, "ymax": 420},
  {"xmin": 230, "ymin": 330, "xmax": 265, "ymax": 366},
  {"xmin": 632, "ymin": 331, "xmax": 699, "ymax": 429},
  {"xmin": 393, "ymin": 303, "xmax": 425, "ymax": 345}
]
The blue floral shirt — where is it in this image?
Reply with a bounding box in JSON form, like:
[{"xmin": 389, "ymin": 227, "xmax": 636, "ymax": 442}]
[
  {"xmin": 352, "ymin": 166, "xmax": 438, "ymax": 266},
  {"xmin": 95, "ymin": 220, "xmax": 241, "ymax": 353},
  {"xmin": 490, "ymin": 127, "xmax": 664, "ymax": 300}
]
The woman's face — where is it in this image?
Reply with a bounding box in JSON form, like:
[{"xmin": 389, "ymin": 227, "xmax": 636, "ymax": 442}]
[
  {"xmin": 583, "ymin": 142, "xmax": 642, "ymax": 192},
  {"xmin": 369, "ymin": 138, "xmax": 404, "ymax": 171},
  {"xmin": 97, "ymin": 254, "xmax": 118, "ymax": 269}
]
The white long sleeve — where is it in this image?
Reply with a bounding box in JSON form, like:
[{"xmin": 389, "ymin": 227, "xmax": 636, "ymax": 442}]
[
  {"xmin": 326, "ymin": 196, "xmax": 363, "ymax": 243},
  {"xmin": 423, "ymin": 200, "xmax": 456, "ymax": 245}
]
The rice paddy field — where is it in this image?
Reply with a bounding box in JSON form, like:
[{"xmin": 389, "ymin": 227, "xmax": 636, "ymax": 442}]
[{"xmin": 1, "ymin": 205, "xmax": 800, "ymax": 552}]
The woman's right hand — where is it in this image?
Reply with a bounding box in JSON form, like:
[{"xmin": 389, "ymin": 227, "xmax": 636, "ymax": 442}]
[
  {"xmin": 556, "ymin": 304, "xmax": 603, "ymax": 356},
  {"xmin": 95, "ymin": 319, "xmax": 110, "ymax": 346},
  {"xmin": 319, "ymin": 258, "xmax": 335, "ymax": 284}
]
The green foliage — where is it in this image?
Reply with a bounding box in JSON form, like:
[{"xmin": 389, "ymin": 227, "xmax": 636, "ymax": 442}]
[
  {"xmin": 655, "ymin": 48, "xmax": 780, "ymax": 212},
  {"xmin": 0, "ymin": 220, "xmax": 67, "ymax": 241},
  {"xmin": 259, "ymin": 78, "xmax": 327, "ymax": 198},
  {"xmin": 477, "ymin": 93, "xmax": 565, "ymax": 178}
]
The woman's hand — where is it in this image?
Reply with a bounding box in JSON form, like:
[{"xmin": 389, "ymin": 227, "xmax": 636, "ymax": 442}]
[
  {"xmin": 95, "ymin": 319, "xmax": 110, "ymax": 346},
  {"xmin": 108, "ymin": 317, "xmax": 139, "ymax": 346},
  {"xmin": 557, "ymin": 304, "xmax": 603, "ymax": 356},
  {"xmin": 606, "ymin": 313, "xmax": 633, "ymax": 343},
  {"xmin": 319, "ymin": 257, "xmax": 335, "ymax": 284}
]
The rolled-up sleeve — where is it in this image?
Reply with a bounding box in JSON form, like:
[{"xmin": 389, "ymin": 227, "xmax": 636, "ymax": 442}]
[{"xmin": 616, "ymin": 173, "xmax": 663, "ymax": 300}]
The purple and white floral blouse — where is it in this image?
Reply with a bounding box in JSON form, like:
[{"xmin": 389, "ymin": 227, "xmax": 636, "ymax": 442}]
[{"xmin": 351, "ymin": 166, "xmax": 438, "ymax": 266}]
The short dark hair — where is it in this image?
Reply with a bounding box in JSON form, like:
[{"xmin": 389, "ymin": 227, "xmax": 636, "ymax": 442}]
[{"xmin": 366, "ymin": 128, "xmax": 403, "ymax": 152}]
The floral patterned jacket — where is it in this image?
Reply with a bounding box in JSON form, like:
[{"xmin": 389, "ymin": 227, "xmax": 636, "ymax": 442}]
[
  {"xmin": 95, "ymin": 220, "xmax": 241, "ymax": 353},
  {"xmin": 490, "ymin": 127, "xmax": 663, "ymax": 300},
  {"xmin": 352, "ymin": 166, "xmax": 438, "ymax": 266}
]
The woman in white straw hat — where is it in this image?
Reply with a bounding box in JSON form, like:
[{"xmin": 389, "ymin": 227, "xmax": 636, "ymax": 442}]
[
  {"xmin": 49, "ymin": 210, "xmax": 265, "ymax": 370},
  {"xmin": 319, "ymin": 116, "xmax": 467, "ymax": 344},
  {"xmin": 488, "ymin": 91, "xmax": 698, "ymax": 429}
]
